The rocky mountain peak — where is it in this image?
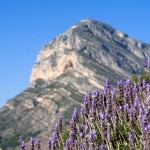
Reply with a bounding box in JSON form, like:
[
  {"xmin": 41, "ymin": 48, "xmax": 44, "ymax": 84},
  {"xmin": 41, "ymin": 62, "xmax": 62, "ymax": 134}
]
[{"xmin": 30, "ymin": 19, "xmax": 149, "ymax": 84}]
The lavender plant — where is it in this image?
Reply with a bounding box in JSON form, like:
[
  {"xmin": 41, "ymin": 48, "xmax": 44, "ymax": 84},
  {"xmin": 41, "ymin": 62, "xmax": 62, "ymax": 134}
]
[{"xmin": 20, "ymin": 59, "xmax": 150, "ymax": 150}]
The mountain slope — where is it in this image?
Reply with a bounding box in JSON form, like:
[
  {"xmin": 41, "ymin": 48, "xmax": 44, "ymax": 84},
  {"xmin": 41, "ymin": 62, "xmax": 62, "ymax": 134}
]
[{"xmin": 0, "ymin": 19, "xmax": 150, "ymax": 149}]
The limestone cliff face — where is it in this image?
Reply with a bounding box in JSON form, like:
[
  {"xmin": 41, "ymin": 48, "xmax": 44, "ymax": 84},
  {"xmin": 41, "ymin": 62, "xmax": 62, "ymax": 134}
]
[
  {"xmin": 30, "ymin": 19, "xmax": 150, "ymax": 85},
  {"xmin": 0, "ymin": 19, "xmax": 150, "ymax": 149}
]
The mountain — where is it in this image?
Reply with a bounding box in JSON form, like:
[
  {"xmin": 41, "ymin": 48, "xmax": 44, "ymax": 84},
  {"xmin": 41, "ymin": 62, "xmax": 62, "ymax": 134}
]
[{"xmin": 0, "ymin": 19, "xmax": 150, "ymax": 149}]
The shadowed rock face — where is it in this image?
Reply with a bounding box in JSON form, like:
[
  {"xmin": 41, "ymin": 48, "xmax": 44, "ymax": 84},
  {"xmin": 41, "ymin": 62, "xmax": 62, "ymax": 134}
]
[{"xmin": 0, "ymin": 19, "xmax": 150, "ymax": 149}]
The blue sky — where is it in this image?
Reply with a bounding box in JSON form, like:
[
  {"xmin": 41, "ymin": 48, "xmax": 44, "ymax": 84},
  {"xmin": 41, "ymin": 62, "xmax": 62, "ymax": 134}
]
[{"xmin": 0, "ymin": 0, "xmax": 150, "ymax": 108}]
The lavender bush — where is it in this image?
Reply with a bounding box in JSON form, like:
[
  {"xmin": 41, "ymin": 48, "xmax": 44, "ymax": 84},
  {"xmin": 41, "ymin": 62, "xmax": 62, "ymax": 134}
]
[{"xmin": 20, "ymin": 59, "xmax": 150, "ymax": 150}]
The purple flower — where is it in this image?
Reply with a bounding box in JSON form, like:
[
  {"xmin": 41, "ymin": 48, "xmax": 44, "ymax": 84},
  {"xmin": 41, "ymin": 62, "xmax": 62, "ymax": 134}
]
[
  {"xmin": 133, "ymin": 83, "xmax": 138, "ymax": 92},
  {"xmin": 55, "ymin": 123, "xmax": 59, "ymax": 137},
  {"xmin": 140, "ymin": 114, "xmax": 147, "ymax": 126},
  {"xmin": 51, "ymin": 139, "xmax": 57, "ymax": 149},
  {"xmin": 105, "ymin": 78, "xmax": 110, "ymax": 85},
  {"xmin": 138, "ymin": 75, "xmax": 142, "ymax": 83},
  {"xmin": 30, "ymin": 137, "xmax": 34, "ymax": 145},
  {"xmin": 74, "ymin": 107, "xmax": 78, "ymax": 114},
  {"xmin": 106, "ymin": 100, "xmax": 110, "ymax": 107},
  {"xmin": 104, "ymin": 79, "xmax": 111, "ymax": 92},
  {"xmin": 139, "ymin": 106, "xmax": 143, "ymax": 115},
  {"xmin": 124, "ymin": 104, "xmax": 128, "ymax": 111},
  {"xmin": 124, "ymin": 91, "xmax": 130, "ymax": 100},
  {"xmin": 146, "ymin": 95, "xmax": 150, "ymax": 105},
  {"xmin": 81, "ymin": 107, "xmax": 86, "ymax": 124},
  {"xmin": 79, "ymin": 126, "xmax": 85, "ymax": 132},
  {"xmin": 117, "ymin": 80, "xmax": 123, "ymax": 88},
  {"xmin": 20, "ymin": 141, "xmax": 25, "ymax": 150},
  {"xmin": 100, "ymin": 144, "xmax": 105, "ymax": 150},
  {"xmin": 58, "ymin": 114, "xmax": 62, "ymax": 133},
  {"xmin": 52, "ymin": 131, "xmax": 57, "ymax": 142},
  {"xmin": 36, "ymin": 138, "xmax": 40, "ymax": 144},
  {"xmin": 129, "ymin": 108, "xmax": 133, "ymax": 121},
  {"xmin": 143, "ymin": 79, "xmax": 146, "ymax": 86},
  {"xmin": 48, "ymin": 139, "xmax": 51, "ymax": 149},
  {"xmin": 112, "ymin": 88, "xmax": 116, "ymax": 96},
  {"xmin": 35, "ymin": 138, "xmax": 41, "ymax": 150},
  {"xmin": 143, "ymin": 141, "xmax": 149, "ymax": 150},
  {"xmin": 125, "ymin": 79, "xmax": 131, "ymax": 87},
  {"xmin": 107, "ymin": 133, "xmax": 110, "ymax": 142},
  {"xmin": 89, "ymin": 107, "xmax": 96, "ymax": 122},
  {"xmin": 74, "ymin": 140, "xmax": 78, "ymax": 148},
  {"xmin": 92, "ymin": 91, "xmax": 99, "ymax": 98},
  {"xmin": 118, "ymin": 105, "xmax": 122, "ymax": 111},
  {"xmin": 30, "ymin": 137, "xmax": 35, "ymax": 150},
  {"xmin": 79, "ymin": 132, "xmax": 85, "ymax": 138},
  {"xmin": 146, "ymin": 84, "xmax": 150, "ymax": 96},
  {"xmin": 72, "ymin": 108, "xmax": 78, "ymax": 123},
  {"xmin": 144, "ymin": 107, "xmax": 149, "ymax": 115},
  {"xmin": 81, "ymin": 107, "xmax": 85, "ymax": 114},
  {"xmin": 145, "ymin": 124, "xmax": 150, "ymax": 132},
  {"xmin": 64, "ymin": 138, "xmax": 71, "ymax": 149},
  {"xmin": 87, "ymin": 90, "xmax": 92, "ymax": 95},
  {"xmin": 105, "ymin": 109, "xmax": 110, "ymax": 118},
  {"xmin": 70, "ymin": 130, "xmax": 76, "ymax": 141},
  {"xmin": 100, "ymin": 113, "xmax": 105, "ymax": 121},
  {"xmin": 89, "ymin": 130, "xmax": 96, "ymax": 142},
  {"xmin": 134, "ymin": 97, "xmax": 139, "ymax": 108},
  {"xmin": 84, "ymin": 95, "xmax": 88, "ymax": 104},
  {"xmin": 128, "ymin": 131, "xmax": 134, "ymax": 149},
  {"xmin": 58, "ymin": 114, "xmax": 62, "ymax": 121},
  {"xmin": 81, "ymin": 142, "xmax": 86, "ymax": 149},
  {"xmin": 128, "ymin": 131, "xmax": 133, "ymax": 143},
  {"xmin": 69, "ymin": 120, "xmax": 73, "ymax": 127},
  {"xmin": 91, "ymin": 100, "xmax": 96, "ymax": 108}
]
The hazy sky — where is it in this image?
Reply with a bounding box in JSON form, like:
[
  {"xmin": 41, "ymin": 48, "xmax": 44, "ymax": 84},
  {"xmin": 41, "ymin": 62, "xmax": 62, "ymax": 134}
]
[{"xmin": 0, "ymin": 0, "xmax": 150, "ymax": 108}]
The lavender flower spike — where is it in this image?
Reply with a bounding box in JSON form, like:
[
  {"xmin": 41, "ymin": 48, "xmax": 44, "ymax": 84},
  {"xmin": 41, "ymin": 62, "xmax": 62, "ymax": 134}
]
[
  {"xmin": 35, "ymin": 138, "xmax": 41, "ymax": 150},
  {"xmin": 20, "ymin": 140, "xmax": 25, "ymax": 150},
  {"xmin": 100, "ymin": 144, "xmax": 105, "ymax": 150},
  {"xmin": 48, "ymin": 139, "xmax": 51, "ymax": 149},
  {"xmin": 128, "ymin": 131, "xmax": 134, "ymax": 150},
  {"xmin": 30, "ymin": 137, "xmax": 35, "ymax": 150},
  {"xmin": 58, "ymin": 114, "xmax": 63, "ymax": 133},
  {"xmin": 30, "ymin": 137, "xmax": 34, "ymax": 143},
  {"xmin": 89, "ymin": 130, "xmax": 96, "ymax": 142}
]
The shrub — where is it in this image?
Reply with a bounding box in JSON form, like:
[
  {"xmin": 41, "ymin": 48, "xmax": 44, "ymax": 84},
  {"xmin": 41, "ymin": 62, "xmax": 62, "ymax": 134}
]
[{"xmin": 19, "ymin": 59, "xmax": 150, "ymax": 150}]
